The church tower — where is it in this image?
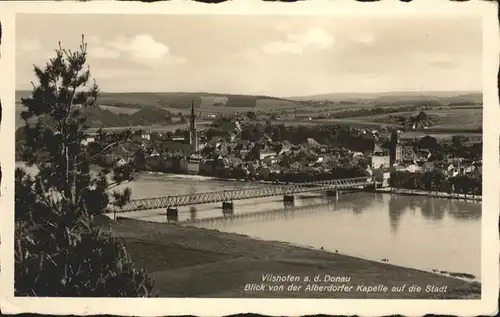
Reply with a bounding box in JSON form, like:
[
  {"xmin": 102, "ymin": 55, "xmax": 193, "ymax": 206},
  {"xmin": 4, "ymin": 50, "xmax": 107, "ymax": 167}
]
[
  {"xmin": 389, "ymin": 130, "xmax": 402, "ymax": 166},
  {"xmin": 189, "ymin": 101, "xmax": 199, "ymax": 152}
]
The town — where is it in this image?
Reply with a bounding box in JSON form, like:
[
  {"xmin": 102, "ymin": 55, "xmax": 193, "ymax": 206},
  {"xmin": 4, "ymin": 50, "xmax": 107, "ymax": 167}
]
[{"xmin": 71, "ymin": 102, "xmax": 482, "ymax": 197}]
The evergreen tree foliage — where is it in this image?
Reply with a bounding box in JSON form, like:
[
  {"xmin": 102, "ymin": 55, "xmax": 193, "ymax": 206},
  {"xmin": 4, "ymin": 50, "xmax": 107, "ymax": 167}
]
[{"xmin": 15, "ymin": 36, "xmax": 154, "ymax": 296}]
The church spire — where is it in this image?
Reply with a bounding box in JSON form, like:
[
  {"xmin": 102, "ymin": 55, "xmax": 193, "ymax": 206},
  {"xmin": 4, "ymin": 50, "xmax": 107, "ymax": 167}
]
[
  {"xmin": 189, "ymin": 100, "xmax": 199, "ymax": 152},
  {"xmin": 190, "ymin": 100, "xmax": 196, "ymax": 130}
]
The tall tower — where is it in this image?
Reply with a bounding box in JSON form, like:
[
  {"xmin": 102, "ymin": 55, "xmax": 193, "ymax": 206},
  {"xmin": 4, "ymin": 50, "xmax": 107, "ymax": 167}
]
[
  {"xmin": 189, "ymin": 100, "xmax": 199, "ymax": 152},
  {"xmin": 389, "ymin": 130, "xmax": 401, "ymax": 166}
]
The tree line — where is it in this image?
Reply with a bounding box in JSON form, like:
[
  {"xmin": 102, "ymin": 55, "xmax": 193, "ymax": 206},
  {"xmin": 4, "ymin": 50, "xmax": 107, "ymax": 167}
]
[{"xmin": 389, "ymin": 171, "xmax": 481, "ymax": 196}]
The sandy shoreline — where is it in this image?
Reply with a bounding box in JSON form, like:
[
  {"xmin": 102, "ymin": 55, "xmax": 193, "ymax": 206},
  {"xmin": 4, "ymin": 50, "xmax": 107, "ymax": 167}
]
[
  {"xmin": 376, "ymin": 187, "xmax": 482, "ymax": 202},
  {"xmin": 100, "ymin": 217, "xmax": 481, "ymax": 299}
]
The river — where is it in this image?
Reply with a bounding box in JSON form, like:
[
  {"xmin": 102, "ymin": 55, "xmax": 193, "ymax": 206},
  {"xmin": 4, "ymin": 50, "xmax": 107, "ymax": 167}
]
[{"xmin": 108, "ymin": 172, "xmax": 482, "ymax": 279}]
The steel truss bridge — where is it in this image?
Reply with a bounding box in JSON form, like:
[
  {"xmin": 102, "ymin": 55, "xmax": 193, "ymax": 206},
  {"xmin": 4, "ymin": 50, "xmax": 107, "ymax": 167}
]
[{"xmin": 110, "ymin": 177, "xmax": 373, "ymax": 213}]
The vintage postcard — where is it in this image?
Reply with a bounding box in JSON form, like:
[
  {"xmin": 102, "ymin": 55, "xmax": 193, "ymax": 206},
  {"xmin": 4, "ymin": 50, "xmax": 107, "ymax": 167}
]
[{"xmin": 0, "ymin": 0, "xmax": 499, "ymax": 316}]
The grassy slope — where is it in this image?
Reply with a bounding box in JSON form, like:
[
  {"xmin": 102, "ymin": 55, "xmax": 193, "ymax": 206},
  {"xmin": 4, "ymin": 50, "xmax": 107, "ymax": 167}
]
[{"xmin": 106, "ymin": 218, "xmax": 481, "ymax": 299}]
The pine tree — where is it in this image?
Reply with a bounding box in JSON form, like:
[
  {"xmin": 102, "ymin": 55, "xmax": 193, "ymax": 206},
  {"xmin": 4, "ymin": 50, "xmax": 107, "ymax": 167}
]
[{"xmin": 15, "ymin": 35, "xmax": 154, "ymax": 296}]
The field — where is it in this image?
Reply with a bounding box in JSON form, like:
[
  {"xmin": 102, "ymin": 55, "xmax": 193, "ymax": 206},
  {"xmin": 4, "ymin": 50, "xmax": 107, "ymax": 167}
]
[
  {"xmin": 99, "ymin": 105, "xmax": 141, "ymax": 115},
  {"xmin": 85, "ymin": 122, "xmax": 213, "ymax": 134},
  {"xmin": 266, "ymin": 119, "xmax": 401, "ymax": 129},
  {"xmin": 352, "ymin": 108, "xmax": 482, "ymax": 130}
]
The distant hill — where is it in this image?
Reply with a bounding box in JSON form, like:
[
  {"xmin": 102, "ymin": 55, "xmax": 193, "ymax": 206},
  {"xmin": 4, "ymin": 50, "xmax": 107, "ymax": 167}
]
[
  {"xmin": 16, "ymin": 103, "xmax": 175, "ymax": 129},
  {"xmin": 289, "ymin": 91, "xmax": 483, "ymax": 105},
  {"xmin": 16, "ymin": 91, "xmax": 300, "ymax": 112}
]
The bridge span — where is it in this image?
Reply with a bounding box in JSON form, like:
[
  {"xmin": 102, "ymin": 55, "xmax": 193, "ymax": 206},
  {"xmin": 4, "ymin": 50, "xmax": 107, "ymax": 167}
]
[{"xmin": 110, "ymin": 177, "xmax": 374, "ymax": 213}]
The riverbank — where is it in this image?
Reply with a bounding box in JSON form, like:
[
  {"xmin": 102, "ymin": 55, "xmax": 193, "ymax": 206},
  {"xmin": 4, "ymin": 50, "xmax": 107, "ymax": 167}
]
[
  {"xmin": 376, "ymin": 187, "xmax": 482, "ymax": 202},
  {"xmin": 99, "ymin": 217, "xmax": 481, "ymax": 299}
]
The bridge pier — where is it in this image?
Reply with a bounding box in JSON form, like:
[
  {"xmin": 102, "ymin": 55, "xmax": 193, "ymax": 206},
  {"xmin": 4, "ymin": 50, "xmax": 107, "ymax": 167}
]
[
  {"xmin": 363, "ymin": 181, "xmax": 377, "ymax": 191},
  {"xmin": 166, "ymin": 207, "xmax": 179, "ymax": 223},
  {"xmin": 222, "ymin": 201, "xmax": 234, "ymax": 218},
  {"xmin": 222, "ymin": 201, "xmax": 234, "ymax": 210},
  {"xmin": 283, "ymin": 195, "xmax": 295, "ymax": 203},
  {"xmin": 326, "ymin": 188, "xmax": 339, "ymax": 199},
  {"xmin": 189, "ymin": 206, "xmax": 197, "ymax": 221}
]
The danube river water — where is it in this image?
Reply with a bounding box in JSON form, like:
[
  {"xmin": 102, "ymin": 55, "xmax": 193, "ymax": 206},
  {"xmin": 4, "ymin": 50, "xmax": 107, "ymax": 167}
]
[{"xmin": 109, "ymin": 172, "xmax": 482, "ymax": 279}]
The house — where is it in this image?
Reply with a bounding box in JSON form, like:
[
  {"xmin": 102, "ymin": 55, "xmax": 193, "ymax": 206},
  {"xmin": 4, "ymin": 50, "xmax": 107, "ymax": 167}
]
[
  {"xmin": 141, "ymin": 132, "xmax": 151, "ymax": 141},
  {"xmin": 415, "ymin": 149, "xmax": 431, "ymax": 162},
  {"xmin": 365, "ymin": 166, "xmax": 373, "ymax": 176},
  {"xmin": 370, "ymin": 155, "xmax": 390, "ymax": 170},
  {"xmin": 373, "ymin": 144, "xmax": 386, "ymax": 155},
  {"xmin": 260, "ymin": 150, "xmax": 275, "ymax": 160},
  {"xmin": 262, "ymin": 155, "xmax": 278, "ymax": 165},
  {"xmin": 418, "ymin": 135, "xmax": 438, "ymax": 151},
  {"xmin": 421, "ymin": 162, "xmax": 435, "ymax": 173},
  {"xmin": 462, "ymin": 164, "xmax": 475, "ymax": 174},
  {"xmin": 307, "ymin": 138, "xmax": 321, "ymax": 148},
  {"xmin": 81, "ymin": 136, "xmax": 95, "ymax": 146},
  {"xmin": 238, "ymin": 140, "xmax": 251, "ymax": 147},
  {"xmin": 279, "ymin": 145, "xmax": 291, "ymax": 156},
  {"xmin": 389, "ymin": 165, "xmax": 407, "ymax": 173},
  {"xmin": 290, "ymin": 161, "xmax": 302, "ymax": 171},
  {"xmin": 369, "ymin": 144, "xmax": 390, "ymax": 169},
  {"xmin": 402, "ymin": 146, "xmax": 416, "ymax": 163},
  {"xmin": 149, "ymin": 149, "xmax": 160, "ymax": 157},
  {"xmin": 115, "ymin": 158, "xmax": 127, "ymax": 167},
  {"xmin": 471, "ymin": 165, "xmax": 482, "ymax": 177},
  {"xmin": 372, "ymin": 168, "xmax": 390, "ymax": 187},
  {"xmin": 256, "ymin": 166, "xmax": 272, "ymax": 179},
  {"xmin": 171, "ymin": 136, "xmax": 186, "ymax": 142},
  {"xmin": 405, "ymin": 164, "xmax": 421, "ymax": 173},
  {"xmin": 444, "ymin": 163, "xmax": 460, "ymax": 177},
  {"xmin": 164, "ymin": 141, "xmax": 194, "ymax": 156}
]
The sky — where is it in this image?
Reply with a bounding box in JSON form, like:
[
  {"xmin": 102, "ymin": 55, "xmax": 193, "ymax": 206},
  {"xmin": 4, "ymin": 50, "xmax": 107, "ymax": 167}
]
[{"xmin": 15, "ymin": 14, "xmax": 482, "ymax": 97}]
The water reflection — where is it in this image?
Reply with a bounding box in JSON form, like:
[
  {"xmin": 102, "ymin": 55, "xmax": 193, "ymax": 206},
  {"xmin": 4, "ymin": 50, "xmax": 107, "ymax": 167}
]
[
  {"xmin": 184, "ymin": 194, "xmax": 393, "ymax": 228},
  {"xmin": 283, "ymin": 201, "xmax": 295, "ymax": 209},
  {"xmin": 185, "ymin": 201, "xmax": 336, "ymax": 227},
  {"xmin": 183, "ymin": 192, "xmax": 481, "ymax": 277},
  {"xmin": 351, "ymin": 193, "xmax": 378, "ymax": 215},
  {"xmin": 189, "ymin": 206, "xmax": 197, "ymax": 221},
  {"xmin": 388, "ymin": 195, "xmax": 408, "ymax": 233},
  {"xmin": 420, "ymin": 198, "xmax": 446, "ymax": 221},
  {"xmin": 448, "ymin": 200, "xmax": 481, "ymax": 220},
  {"xmin": 175, "ymin": 191, "xmax": 482, "ymax": 236}
]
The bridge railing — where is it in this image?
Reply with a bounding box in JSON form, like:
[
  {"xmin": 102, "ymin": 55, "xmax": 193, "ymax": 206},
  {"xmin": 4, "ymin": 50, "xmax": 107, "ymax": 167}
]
[{"xmin": 108, "ymin": 176, "xmax": 373, "ymax": 213}]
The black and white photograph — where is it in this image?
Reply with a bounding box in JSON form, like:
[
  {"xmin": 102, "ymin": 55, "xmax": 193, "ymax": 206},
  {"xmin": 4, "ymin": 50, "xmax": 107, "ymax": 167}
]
[{"xmin": 1, "ymin": 1, "xmax": 499, "ymax": 316}]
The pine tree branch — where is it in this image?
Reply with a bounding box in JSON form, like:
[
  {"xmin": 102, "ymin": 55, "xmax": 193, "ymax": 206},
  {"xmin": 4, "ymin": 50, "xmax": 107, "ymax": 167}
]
[
  {"xmin": 37, "ymin": 177, "xmax": 63, "ymax": 215},
  {"xmin": 78, "ymin": 141, "xmax": 119, "ymax": 165},
  {"xmin": 105, "ymin": 180, "xmax": 130, "ymax": 191}
]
